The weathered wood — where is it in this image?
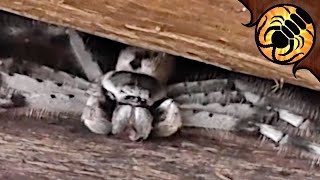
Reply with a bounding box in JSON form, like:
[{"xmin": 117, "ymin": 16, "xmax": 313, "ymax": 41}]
[
  {"xmin": 0, "ymin": 110, "xmax": 319, "ymax": 179},
  {"xmin": 0, "ymin": 0, "xmax": 319, "ymax": 90}
]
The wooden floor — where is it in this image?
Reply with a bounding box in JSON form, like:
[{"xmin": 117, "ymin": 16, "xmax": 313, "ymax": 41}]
[{"xmin": 0, "ymin": 110, "xmax": 318, "ymax": 180}]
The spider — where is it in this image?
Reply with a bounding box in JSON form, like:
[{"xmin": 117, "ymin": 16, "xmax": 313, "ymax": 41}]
[
  {"xmin": 81, "ymin": 47, "xmax": 183, "ymax": 140},
  {"xmin": 1, "ymin": 11, "xmax": 320, "ymax": 162}
]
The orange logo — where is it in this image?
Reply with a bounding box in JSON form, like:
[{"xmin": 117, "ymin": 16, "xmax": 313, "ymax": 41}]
[{"xmin": 255, "ymin": 4, "xmax": 315, "ymax": 65}]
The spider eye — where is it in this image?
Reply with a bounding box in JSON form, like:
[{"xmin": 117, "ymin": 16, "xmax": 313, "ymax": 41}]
[
  {"xmin": 140, "ymin": 99, "xmax": 147, "ymax": 105},
  {"xmin": 124, "ymin": 96, "xmax": 131, "ymax": 100}
]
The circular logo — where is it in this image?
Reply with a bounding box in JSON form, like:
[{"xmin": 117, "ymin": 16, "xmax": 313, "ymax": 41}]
[{"xmin": 255, "ymin": 4, "xmax": 315, "ymax": 64}]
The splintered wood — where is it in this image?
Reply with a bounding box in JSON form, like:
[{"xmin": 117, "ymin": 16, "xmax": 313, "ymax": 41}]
[{"xmin": 0, "ymin": 0, "xmax": 319, "ymax": 90}]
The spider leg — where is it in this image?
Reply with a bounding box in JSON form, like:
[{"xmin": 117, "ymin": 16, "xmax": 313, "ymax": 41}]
[
  {"xmin": 264, "ymin": 26, "xmax": 280, "ymax": 41},
  {"xmin": 282, "ymin": 52, "xmax": 304, "ymax": 63},
  {"xmin": 0, "ymin": 70, "xmax": 88, "ymax": 116},
  {"xmin": 0, "ymin": 71, "xmax": 87, "ymax": 97},
  {"xmin": 271, "ymin": 77, "xmax": 284, "ymax": 93},
  {"xmin": 272, "ymin": 47, "xmax": 279, "ymax": 61},
  {"xmin": 256, "ymin": 123, "xmax": 320, "ymax": 159},
  {"xmin": 256, "ymin": 16, "xmax": 274, "ymax": 47},
  {"xmin": 167, "ymin": 79, "xmax": 233, "ymax": 97},
  {"xmin": 271, "ymin": 16, "xmax": 285, "ymax": 21},
  {"xmin": 279, "ymin": 39, "xmax": 294, "ymax": 56},
  {"xmin": 276, "ymin": 109, "xmax": 313, "ymax": 133},
  {"xmin": 170, "ymin": 78, "xmax": 315, "ymax": 132},
  {"xmin": 298, "ymin": 35, "xmax": 305, "ymax": 48},
  {"xmin": 0, "ymin": 87, "xmax": 25, "ymax": 111},
  {"xmin": 306, "ymin": 29, "xmax": 314, "ymax": 37},
  {"xmin": 180, "ymin": 101, "xmax": 320, "ymax": 159},
  {"xmin": 181, "ymin": 110, "xmax": 242, "ymax": 131},
  {"xmin": 270, "ymin": 20, "xmax": 282, "ymax": 25},
  {"xmin": 257, "ymin": 16, "xmax": 267, "ymax": 38},
  {"xmin": 0, "ymin": 58, "xmax": 90, "ymax": 90},
  {"xmin": 67, "ymin": 29, "xmax": 102, "ymax": 82},
  {"xmin": 282, "ymin": 6, "xmax": 290, "ymax": 13},
  {"xmin": 82, "ymin": 84, "xmax": 114, "ymax": 135},
  {"xmin": 259, "ymin": 44, "xmax": 274, "ymax": 48},
  {"xmin": 152, "ymin": 99, "xmax": 182, "ymax": 137},
  {"xmin": 294, "ymin": 37, "xmax": 300, "ymax": 50},
  {"xmin": 173, "ymin": 90, "xmax": 243, "ymax": 105}
]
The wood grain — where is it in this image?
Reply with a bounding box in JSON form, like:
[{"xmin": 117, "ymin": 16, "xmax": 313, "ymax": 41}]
[
  {"xmin": 239, "ymin": 0, "xmax": 320, "ymax": 83},
  {"xmin": 0, "ymin": 0, "xmax": 319, "ymax": 90},
  {"xmin": 0, "ymin": 110, "xmax": 319, "ymax": 179}
]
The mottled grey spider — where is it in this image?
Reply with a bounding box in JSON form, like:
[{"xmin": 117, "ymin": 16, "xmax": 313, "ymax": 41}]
[
  {"xmin": 81, "ymin": 47, "xmax": 182, "ymax": 140},
  {"xmin": 1, "ymin": 11, "xmax": 320, "ymax": 163}
]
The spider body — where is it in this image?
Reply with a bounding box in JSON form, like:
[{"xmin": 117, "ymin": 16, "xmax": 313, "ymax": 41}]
[
  {"xmin": 82, "ymin": 47, "xmax": 182, "ymax": 141},
  {"xmin": 101, "ymin": 71, "xmax": 165, "ymax": 106}
]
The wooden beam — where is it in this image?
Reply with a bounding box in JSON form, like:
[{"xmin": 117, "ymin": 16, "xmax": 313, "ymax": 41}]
[
  {"xmin": 0, "ymin": 0, "xmax": 319, "ymax": 91},
  {"xmin": 0, "ymin": 111, "xmax": 319, "ymax": 179}
]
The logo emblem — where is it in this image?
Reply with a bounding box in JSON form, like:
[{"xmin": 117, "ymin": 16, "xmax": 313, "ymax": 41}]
[{"xmin": 255, "ymin": 4, "xmax": 315, "ymax": 65}]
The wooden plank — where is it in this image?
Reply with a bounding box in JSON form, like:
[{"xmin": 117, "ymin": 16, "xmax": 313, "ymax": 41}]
[
  {"xmin": 0, "ymin": 111, "xmax": 319, "ymax": 179},
  {"xmin": 0, "ymin": 0, "xmax": 319, "ymax": 90}
]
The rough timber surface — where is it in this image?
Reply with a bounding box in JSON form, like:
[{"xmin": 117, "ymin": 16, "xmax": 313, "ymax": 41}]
[
  {"xmin": 0, "ymin": 0, "xmax": 320, "ymax": 90},
  {"xmin": 0, "ymin": 110, "xmax": 319, "ymax": 180}
]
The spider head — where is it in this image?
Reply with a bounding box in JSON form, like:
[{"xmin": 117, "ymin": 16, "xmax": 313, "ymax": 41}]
[
  {"xmin": 101, "ymin": 71, "xmax": 166, "ymax": 107},
  {"xmin": 116, "ymin": 47, "xmax": 175, "ymax": 83},
  {"xmin": 118, "ymin": 85, "xmax": 150, "ymax": 106}
]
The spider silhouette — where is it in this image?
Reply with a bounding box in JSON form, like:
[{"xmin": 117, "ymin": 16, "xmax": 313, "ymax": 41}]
[{"xmin": 256, "ymin": 6, "xmax": 314, "ymax": 64}]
